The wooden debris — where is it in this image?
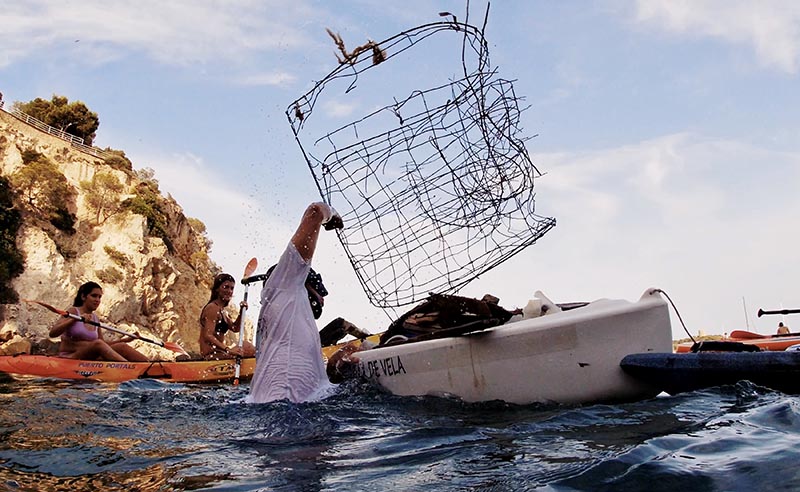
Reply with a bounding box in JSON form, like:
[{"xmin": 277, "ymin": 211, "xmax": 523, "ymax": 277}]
[{"xmin": 326, "ymin": 28, "xmax": 386, "ymax": 66}]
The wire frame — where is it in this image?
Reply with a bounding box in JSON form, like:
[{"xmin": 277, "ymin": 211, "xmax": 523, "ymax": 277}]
[{"xmin": 287, "ymin": 15, "xmax": 555, "ymax": 308}]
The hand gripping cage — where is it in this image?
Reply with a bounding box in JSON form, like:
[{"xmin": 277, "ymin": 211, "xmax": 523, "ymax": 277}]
[{"xmin": 286, "ymin": 10, "xmax": 556, "ymax": 309}]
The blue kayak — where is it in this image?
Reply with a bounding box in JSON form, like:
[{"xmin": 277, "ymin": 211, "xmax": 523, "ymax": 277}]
[{"xmin": 620, "ymin": 351, "xmax": 800, "ymax": 395}]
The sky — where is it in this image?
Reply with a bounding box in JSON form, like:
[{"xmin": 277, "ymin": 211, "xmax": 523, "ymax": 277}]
[{"xmin": 2, "ymin": 0, "xmax": 799, "ymax": 340}]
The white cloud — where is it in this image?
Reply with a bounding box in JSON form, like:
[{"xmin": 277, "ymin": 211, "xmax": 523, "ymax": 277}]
[
  {"xmin": 322, "ymin": 100, "xmax": 358, "ymax": 118},
  {"xmin": 234, "ymin": 71, "xmax": 297, "ymax": 87},
  {"xmin": 460, "ymin": 132, "xmax": 800, "ymax": 338},
  {"xmin": 631, "ymin": 0, "xmax": 800, "ymax": 73},
  {"xmin": 126, "ymin": 150, "xmax": 291, "ymax": 269},
  {"xmin": 0, "ymin": 0, "xmax": 316, "ymax": 68}
]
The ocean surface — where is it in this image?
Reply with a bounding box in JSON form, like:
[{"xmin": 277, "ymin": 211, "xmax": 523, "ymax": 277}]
[{"xmin": 1, "ymin": 375, "xmax": 799, "ymax": 492}]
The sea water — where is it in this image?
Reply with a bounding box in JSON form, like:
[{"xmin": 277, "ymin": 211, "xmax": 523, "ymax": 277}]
[{"xmin": 1, "ymin": 375, "xmax": 799, "ymax": 491}]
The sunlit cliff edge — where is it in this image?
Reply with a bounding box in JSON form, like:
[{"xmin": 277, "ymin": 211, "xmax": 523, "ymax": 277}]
[{"xmin": 0, "ymin": 109, "xmax": 243, "ymax": 359}]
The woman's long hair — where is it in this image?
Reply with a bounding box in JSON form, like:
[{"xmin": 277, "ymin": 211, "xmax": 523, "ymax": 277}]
[
  {"xmin": 73, "ymin": 281, "xmax": 102, "ymax": 307},
  {"xmin": 209, "ymin": 273, "xmax": 235, "ymax": 302}
]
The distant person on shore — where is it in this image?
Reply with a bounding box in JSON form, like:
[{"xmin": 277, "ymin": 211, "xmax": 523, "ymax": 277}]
[
  {"xmin": 49, "ymin": 281, "xmax": 149, "ymax": 362},
  {"xmin": 777, "ymin": 322, "xmax": 790, "ymax": 335},
  {"xmin": 198, "ymin": 273, "xmax": 256, "ymax": 360},
  {"xmin": 247, "ymin": 202, "xmax": 345, "ymax": 404}
]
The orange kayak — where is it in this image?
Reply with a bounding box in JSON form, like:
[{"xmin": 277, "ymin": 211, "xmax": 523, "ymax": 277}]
[
  {"xmin": 321, "ymin": 334, "xmax": 381, "ymax": 359},
  {"xmin": 675, "ymin": 330, "xmax": 800, "ymax": 353},
  {"xmin": 0, "ymin": 334, "xmax": 383, "ymax": 383},
  {"xmin": 0, "ymin": 355, "xmax": 256, "ymax": 383}
]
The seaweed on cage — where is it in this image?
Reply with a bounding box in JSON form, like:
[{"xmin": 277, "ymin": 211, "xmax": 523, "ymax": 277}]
[{"xmin": 286, "ymin": 8, "xmax": 556, "ymax": 309}]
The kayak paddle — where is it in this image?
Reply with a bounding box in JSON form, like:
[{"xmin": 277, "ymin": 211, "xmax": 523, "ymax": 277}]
[
  {"xmin": 234, "ymin": 257, "xmax": 258, "ymax": 385},
  {"xmin": 758, "ymin": 308, "xmax": 800, "ymax": 317},
  {"xmin": 24, "ymin": 299, "xmax": 188, "ymax": 355}
]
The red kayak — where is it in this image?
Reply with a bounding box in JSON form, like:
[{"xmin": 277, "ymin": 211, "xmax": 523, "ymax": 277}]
[{"xmin": 675, "ymin": 330, "xmax": 800, "ymax": 353}]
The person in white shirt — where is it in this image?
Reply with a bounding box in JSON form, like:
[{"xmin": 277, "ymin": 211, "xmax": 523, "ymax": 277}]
[{"xmin": 247, "ymin": 202, "xmax": 343, "ymax": 404}]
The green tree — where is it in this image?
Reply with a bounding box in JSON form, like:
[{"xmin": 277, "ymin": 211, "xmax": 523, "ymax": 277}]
[
  {"xmin": 135, "ymin": 167, "xmax": 158, "ymax": 184},
  {"xmin": 49, "ymin": 207, "xmax": 77, "ymax": 233},
  {"xmin": 81, "ymin": 172, "xmax": 124, "ymax": 224},
  {"xmin": 10, "ymin": 151, "xmax": 75, "ymax": 224},
  {"xmin": 0, "ymin": 175, "xmax": 24, "ymax": 303},
  {"xmin": 103, "ymin": 149, "xmax": 134, "ymax": 172},
  {"xmin": 14, "ymin": 95, "xmax": 100, "ymax": 145},
  {"xmin": 21, "ymin": 149, "xmax": 42, "ymax": 165}
]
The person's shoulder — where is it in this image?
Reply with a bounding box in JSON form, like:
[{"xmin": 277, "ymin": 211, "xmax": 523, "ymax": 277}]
[
  {"xmin": 268, "ymin": 243, "xmax": 310, "ymax": 282},
  {"xmin": 200, "ymin": 302, "xmax": 220, "ymax": 318}
]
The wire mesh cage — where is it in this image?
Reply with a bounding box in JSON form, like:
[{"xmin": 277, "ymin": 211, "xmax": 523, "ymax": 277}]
[{"xmin": 287, "ymin": 10, "xmax": 555, "ymax": 308}]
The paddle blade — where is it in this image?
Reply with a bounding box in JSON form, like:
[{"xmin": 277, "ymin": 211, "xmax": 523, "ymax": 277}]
[
  {"xmin": 22, "ymin": 298, "xmax": 66, "ymax": 316},
  {"xmin": 163, "ymin": 341, "xmax": 189, "ymax": 355},
  {"xmin": 242, "ymin": 257, "xmax": 258, "ymax": 282}
]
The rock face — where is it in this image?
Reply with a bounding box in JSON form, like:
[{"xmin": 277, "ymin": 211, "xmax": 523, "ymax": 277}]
[{"xmin": 0, "ymin": 109, "xmax": 242, "ymax": 360}]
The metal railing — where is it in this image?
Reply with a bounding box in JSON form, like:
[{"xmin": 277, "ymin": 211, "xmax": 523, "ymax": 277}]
[
  {"xmin": 70, "ymin": 141, "xmax": 114, "ymax": 160},
  {"xmin": 2, "ymin": 106, "xmax": 115, "ymax": 160},
  {"xmin": 6, "ymin": 107, "xmax": 86, "ymax": 144}
]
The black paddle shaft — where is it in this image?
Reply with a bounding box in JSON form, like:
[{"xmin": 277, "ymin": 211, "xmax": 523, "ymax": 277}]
[
  {"xmin": 758, "ymin": 308, "xmax": 800, "ymax": 317},
  {"xmin": 242, "ymin": 273, "xmax": 269, "ymax": 285}
]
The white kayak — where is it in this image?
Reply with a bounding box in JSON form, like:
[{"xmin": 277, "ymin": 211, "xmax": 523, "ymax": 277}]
[{"xmin": 350, "ymin": 288, "xmax": 672, "ymax": 405}]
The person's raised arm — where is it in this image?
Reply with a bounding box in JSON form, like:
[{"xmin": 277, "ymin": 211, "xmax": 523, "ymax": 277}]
[
  {"xmin": 291, "ymin": 202, "xmax": 343, "ymax": 263},
  {"xmin": 231, "ymin": 301, "xmax": 246, "ymax": 333}
]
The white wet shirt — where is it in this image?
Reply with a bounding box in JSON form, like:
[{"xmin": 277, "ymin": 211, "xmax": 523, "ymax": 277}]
[{"xmin": 247, "ymin": 243, "xmax": 335, "ymax": 404}]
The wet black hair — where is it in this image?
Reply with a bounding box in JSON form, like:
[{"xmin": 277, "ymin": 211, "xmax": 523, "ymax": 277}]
[
  {"xmin": 209, "ymin": 273, "xmax": 235, "ymax": 302},
  {"xmin": 73, "ymin": 281, "xmax": 102, "ymax": 307},
  {"xmin": 265, "ymin": 265, "xmax": 328, "ymax": 319}
]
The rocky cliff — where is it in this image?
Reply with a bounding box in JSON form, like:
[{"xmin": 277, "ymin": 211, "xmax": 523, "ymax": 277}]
[{"xmin": 0, "ymin": 109, "xmax": 240, "ymax": 360}]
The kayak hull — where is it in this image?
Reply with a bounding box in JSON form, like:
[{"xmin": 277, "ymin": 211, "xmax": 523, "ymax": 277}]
[
  {"xmin": 0, "ymin": 355, "xmax": 256, "ymax": 383},
  {"xmin": 620, "ymin": 351, "xmax": 800, "ymax": 395},
  {"xmin": 350, "ymin": 288, "xmax": 672, "ymax": 405}
]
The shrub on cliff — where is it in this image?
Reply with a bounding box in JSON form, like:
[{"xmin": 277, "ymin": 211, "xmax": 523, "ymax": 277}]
[
  {"xmin": 11, "ymin": 150, "xmax": 76, "ymax": 233},
  {"xmin": 103, "ymin": 149, "xmax": 134, "ymax": 173},
  {"xmin": 48, "ymin": 207, "xmax": 76, "ymax": 234},
  {"xmin": 0, "ymin": 176, "xmax": 23, "ymax": 303},
  {"xmin": 187, "ymin": 217, "xmax": 212, "ymax": 251},
  {"xmin": 121, "ymin": 177, "xmax": 173, "ymax": 252}
]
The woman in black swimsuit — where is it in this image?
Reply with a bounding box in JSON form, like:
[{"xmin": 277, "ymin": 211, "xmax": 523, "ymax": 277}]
[{"xmin": 198, "ymin": 273, "xmax": 256, "ymax": 360}]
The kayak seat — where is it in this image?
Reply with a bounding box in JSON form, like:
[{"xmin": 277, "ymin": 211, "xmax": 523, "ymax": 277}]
[
  {"xmin": 382, "ymin": 318, "xmax": 502, "ymax": 346},
  {"xmin": 383, "ymin": 335, "xmax": 409, "ymax": 345}
]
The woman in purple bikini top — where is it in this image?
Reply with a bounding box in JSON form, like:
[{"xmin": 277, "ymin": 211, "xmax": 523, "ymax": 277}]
[
  {"xmin": 49, "ymin": 281, "xmax": 149, "ymax": 362},
  {"xmin": 61, "ymin": 311, "xmax": 99, "ymax": 342}
]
